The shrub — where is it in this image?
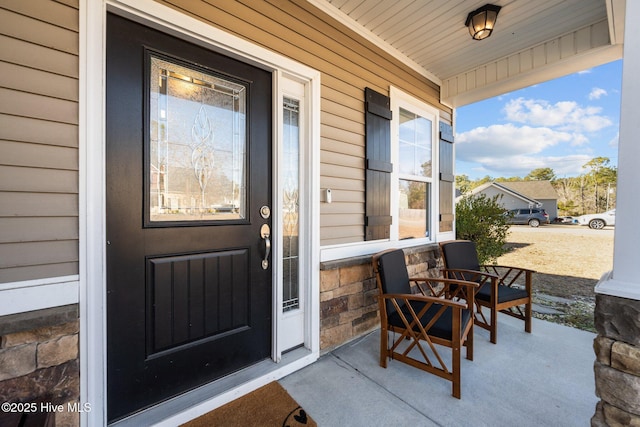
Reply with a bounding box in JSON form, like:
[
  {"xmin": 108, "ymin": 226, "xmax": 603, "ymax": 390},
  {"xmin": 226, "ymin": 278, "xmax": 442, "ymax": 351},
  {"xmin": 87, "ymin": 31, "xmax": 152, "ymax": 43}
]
[{"xmin": 455, "ymin": 194, "xmax": 510, "ymax": 264}]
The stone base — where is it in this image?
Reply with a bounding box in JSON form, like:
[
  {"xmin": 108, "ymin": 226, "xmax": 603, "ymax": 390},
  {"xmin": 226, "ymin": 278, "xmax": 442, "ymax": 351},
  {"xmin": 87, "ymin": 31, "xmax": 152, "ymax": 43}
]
[
  {"xmin": 0, "ymin": 305, "xmax": 79, "ymax": 427},
  {"xmin": 593, "ymin": 294, "xmax": 640, "ymax": 425},
  {"xmin": 319, "ymin": 244, "xmax": 441, "ymax": 351}
]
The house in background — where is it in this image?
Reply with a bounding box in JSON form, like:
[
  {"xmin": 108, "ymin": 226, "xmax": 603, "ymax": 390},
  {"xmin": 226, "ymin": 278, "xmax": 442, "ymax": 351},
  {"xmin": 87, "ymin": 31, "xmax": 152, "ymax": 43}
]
[
  {"xmin": 0, "ymin": 1, "xmax": 638, "ymax": 426},
  {"xmin": 464, "ymin": 181, "xmax": 559, "ymax": 221}
]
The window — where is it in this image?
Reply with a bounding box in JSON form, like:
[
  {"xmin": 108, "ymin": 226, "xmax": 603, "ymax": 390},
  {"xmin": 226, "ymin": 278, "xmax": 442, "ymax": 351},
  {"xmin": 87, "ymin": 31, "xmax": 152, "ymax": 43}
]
[
  {"xmin": 148, "ymin": 56, "xmax": 247, "ymax": 224},
  {"xmin": 391, "ymin": 88, "xmax": 438, "ymax": 241},
  {"xmin": 282, "ymin": 97, "xmax": 300, "ymax": 312}
]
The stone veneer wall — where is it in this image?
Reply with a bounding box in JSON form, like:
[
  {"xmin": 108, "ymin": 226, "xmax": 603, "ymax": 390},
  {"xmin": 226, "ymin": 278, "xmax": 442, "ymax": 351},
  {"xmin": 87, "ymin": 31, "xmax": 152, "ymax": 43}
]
[
  {"xmin": 319, "ymin": 244, "xmax": 442, "ymax": 351},
  {"xmin": 0, "ymin": 305, "xmax": 80, "ymax": 427},
  {"xmin": 592, "ymin": 294, "xmax": 640, "ymax": 426}
]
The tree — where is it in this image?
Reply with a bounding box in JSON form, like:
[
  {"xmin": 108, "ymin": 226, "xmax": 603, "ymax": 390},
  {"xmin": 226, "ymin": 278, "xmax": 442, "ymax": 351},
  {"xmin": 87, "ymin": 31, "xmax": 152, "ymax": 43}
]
[
  {"xmin": 455, "ymin": 174, "xmax": 472, "ymax": 194},
  {"xmin": 525, "ymin": 167, "xmax": 556, "ymax": 181},
  {"xmin": 582, "ymin": 157, "xmax": 617, "ymax": 212},
  {"xmin": 455, "ymin": 193, "xmax": 510, "ymax": 264}
]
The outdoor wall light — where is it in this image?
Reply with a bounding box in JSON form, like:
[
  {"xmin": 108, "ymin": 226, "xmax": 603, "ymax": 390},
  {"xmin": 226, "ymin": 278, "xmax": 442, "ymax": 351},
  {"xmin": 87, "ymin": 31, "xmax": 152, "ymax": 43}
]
[{"xmin": 465, "ymin": 4, "xmax": 501, "ymax": 40}]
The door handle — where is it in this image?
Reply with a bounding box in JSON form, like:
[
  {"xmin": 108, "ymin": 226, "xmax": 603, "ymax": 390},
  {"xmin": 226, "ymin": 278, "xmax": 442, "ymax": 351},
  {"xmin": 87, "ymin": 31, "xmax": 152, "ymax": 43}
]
[{"xmin": 260, "ymin": 224, "xmax": 271, "ymax": 270}]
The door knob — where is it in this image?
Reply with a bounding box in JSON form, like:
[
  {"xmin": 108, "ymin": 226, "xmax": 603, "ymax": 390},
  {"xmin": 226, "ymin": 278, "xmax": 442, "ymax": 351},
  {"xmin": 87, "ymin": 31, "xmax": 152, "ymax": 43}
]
[{"xmin": 260, "ymin": 223, "xmax": 270, "ymax": 270}]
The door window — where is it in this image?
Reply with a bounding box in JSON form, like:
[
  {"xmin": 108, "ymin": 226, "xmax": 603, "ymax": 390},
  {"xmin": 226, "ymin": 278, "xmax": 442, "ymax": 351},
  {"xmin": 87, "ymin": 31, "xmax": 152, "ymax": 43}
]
[{"xmin": 149, "ymin": 55, "xmax": 247, "ymax": 223}]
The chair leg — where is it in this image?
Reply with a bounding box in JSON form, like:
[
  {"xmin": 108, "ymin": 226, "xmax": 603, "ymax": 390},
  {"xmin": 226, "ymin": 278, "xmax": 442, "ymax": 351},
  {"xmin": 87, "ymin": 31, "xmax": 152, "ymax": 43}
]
[
  {"xmin": 525, "ymin": 302, "xmax": 532, "ymax": 333},
  {"xmin": 466, "ymin": 323, "xmax": 473, "ymax": 361},
  {"xmin": 490, "ymin": 306, "xmax": 498, "ymax": 344},
  {"xmin": 380, "ymin": 328, "xmax": 388, "ymax": 368},
  {"xmin": 452, "ymin": 343, "xmax": 461, "ymax": 399}
]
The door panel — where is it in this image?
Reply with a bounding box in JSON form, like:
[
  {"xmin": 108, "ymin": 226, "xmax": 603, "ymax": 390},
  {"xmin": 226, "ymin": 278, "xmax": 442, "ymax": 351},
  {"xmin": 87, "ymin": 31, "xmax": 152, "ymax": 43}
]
[
  {"xmin": 106, "ymin": 14, "xmax": 272, "ymax": 422},
  {"xmin": 146, "ymin": 249, "xmax": 250, "ymax": 356}
]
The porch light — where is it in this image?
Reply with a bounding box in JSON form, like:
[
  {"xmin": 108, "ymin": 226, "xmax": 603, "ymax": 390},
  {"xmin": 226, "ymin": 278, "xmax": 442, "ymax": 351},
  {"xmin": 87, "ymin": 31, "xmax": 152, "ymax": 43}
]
[{"xmin": 465, "ymin": 4, "xmax": 501, "ymax": 40}]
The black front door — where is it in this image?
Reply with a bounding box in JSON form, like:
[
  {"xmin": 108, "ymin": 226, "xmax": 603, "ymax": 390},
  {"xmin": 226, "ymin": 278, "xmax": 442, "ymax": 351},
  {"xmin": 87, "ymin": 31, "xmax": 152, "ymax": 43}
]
[{"xmin": 106, "ymin": 14, "xmax": 272, "ymax": 422}]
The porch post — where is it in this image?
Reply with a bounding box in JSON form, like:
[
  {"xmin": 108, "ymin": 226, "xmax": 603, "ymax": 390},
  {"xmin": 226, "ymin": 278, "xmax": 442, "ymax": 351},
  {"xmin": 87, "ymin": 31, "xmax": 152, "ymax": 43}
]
[{"xmin": 592, "ymin": 0, "xmax": 640, "ymax": 425}]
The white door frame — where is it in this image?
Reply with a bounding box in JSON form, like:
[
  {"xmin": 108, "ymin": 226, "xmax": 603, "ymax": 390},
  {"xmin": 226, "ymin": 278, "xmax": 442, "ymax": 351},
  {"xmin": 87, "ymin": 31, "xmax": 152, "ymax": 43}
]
[{"xmin": 79, "ymin": 1, "xmax": 320, "ymax": 424}]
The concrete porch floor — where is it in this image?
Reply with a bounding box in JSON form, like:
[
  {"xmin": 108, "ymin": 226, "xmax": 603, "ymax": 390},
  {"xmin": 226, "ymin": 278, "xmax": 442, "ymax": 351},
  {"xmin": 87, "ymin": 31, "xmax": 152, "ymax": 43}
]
[{"xmin": 280, "ymin": 315, "xmax": 597, "ymax": 426}]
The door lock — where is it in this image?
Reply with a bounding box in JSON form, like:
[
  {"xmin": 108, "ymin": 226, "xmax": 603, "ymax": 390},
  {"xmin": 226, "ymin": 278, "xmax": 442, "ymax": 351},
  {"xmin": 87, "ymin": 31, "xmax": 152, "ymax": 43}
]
[{"xmin": 260, "ymin": 206, "xmax": 271, "ymax": 219}]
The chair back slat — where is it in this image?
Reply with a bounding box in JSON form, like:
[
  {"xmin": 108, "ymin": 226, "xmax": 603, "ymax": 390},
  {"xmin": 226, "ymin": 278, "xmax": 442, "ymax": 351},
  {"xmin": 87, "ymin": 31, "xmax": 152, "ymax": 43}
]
[
  {"xmin": 441, "ymin": 241, "xmax": 481, "ymax": 271},
  {"xmin": 376, "ymin": 249, "xmax": 411, "ymax": 315}
]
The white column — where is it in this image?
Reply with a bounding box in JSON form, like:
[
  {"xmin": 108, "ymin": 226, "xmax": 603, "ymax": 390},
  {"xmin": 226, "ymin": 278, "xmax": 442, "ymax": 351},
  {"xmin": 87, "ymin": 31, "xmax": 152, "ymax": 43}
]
[{"xmin": 595, "ymin": 0, "xmax": 640, "ymax": 300}]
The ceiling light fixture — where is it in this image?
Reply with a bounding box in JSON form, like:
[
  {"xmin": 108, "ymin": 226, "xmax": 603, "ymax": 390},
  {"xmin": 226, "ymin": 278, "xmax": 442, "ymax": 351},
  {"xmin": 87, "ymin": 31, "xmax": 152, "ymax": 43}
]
[{"xmin": 465, "ymin": 4, "xmax": 501, "ymax": 40}]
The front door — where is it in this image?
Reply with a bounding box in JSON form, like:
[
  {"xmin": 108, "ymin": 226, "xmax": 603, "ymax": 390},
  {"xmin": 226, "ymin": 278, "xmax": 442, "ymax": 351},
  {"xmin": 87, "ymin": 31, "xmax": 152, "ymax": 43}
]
[{"xmin": 106, "ymin": 14, "xmax": 272, "ymax": 422}]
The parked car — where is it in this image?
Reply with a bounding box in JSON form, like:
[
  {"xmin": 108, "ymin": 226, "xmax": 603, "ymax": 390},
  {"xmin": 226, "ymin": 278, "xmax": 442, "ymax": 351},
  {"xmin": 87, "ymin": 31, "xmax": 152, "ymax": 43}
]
[
  {"xmin": 505, "ymin": 208, "xmax": 550, "ymax": 227},
  {"xmin": 576, "ymin": 209, "xmax": 615, "ymax": 229}
]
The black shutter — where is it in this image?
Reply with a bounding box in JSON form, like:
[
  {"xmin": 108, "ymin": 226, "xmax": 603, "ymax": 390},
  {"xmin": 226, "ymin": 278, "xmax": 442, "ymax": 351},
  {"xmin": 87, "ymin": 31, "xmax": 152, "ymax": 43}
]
[
  {"xmin": 439, "ymin": 122, "xmax": 455, "ymax": 233},
  {"xmin": 364, "ymin": 87, "xmax": 392, "ymax": 240}
]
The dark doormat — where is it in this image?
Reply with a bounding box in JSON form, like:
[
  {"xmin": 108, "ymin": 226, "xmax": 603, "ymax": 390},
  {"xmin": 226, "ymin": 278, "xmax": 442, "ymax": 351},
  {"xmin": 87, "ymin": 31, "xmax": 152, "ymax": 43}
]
[{"xmin": 181, "ymin": 382, "xmax": 317, "ymax": 427}]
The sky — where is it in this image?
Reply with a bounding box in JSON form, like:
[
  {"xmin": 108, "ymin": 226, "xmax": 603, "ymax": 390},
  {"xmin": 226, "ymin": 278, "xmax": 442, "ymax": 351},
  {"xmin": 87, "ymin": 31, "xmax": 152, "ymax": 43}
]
[{"xmin": 455, "ymin": 59, "xmax": 622, "ymax": 180}]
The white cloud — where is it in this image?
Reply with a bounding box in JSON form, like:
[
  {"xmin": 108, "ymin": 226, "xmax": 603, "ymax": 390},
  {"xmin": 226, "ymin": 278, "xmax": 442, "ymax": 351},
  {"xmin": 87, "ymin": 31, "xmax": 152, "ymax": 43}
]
[
  {"xmin": 457, "ymin": 95, "xmax": 617, "ymax": 178},
  {"xmin": 503, "ymin": 97, "xmax": 612, "ymax": 132},
  {"xmin": 456, "ymin": 124, "xmax": 591, "ymax": 177},
  {"xmin": 589, "ymin": 87, "xmax": 608, "ymax": 100}
]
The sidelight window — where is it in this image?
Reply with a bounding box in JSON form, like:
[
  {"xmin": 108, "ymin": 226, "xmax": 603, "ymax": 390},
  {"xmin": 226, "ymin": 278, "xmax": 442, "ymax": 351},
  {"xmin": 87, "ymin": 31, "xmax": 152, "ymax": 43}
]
[{"xmin": 283, "ymin": 97, "xmax": 300, "ymax": 312}]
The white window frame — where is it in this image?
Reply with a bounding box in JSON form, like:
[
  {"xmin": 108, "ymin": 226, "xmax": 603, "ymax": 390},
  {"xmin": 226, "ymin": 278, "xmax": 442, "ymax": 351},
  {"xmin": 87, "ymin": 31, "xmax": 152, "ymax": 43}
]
[{"xmin": 390, "ymin": 87, "xmax": 439, "ymax": 243}]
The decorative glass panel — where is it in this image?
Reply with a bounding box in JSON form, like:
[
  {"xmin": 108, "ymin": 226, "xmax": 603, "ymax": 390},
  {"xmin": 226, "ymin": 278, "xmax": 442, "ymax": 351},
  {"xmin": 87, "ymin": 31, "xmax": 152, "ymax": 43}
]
[
  {"xmin": 283, "ymin": 98, "xmax": 300, "ymax": 312},
  {"xmin": 149, "ymin": 56, "xmax": 246, "ymax": 222},
  {"xmin": 399, "ymin": 180, "xmax": 429, "ymax": 239},
  {"xmin": 399, "ymin": 108, "xmax": 432, "ymax": 177}
]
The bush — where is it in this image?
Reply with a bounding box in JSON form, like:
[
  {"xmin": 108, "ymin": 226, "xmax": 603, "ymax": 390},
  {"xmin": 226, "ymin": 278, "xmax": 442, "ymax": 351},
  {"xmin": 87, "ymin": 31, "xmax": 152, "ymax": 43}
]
[{"xmin": 455, "ymin": 194, "xmax": 510, "ymax": 264}]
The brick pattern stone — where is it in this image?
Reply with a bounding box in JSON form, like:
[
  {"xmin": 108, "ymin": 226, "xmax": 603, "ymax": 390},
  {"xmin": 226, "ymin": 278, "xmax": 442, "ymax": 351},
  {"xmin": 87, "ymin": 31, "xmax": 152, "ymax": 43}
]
[
  {"xmin": 593, "ymin": 294, "xmax": 640, "ymax": 425},
  {"xmin": 0, "ymin": 313, "xmax": 80, "ymax": 427},
  {"xmin": 319, "ymin": 245, "xmax": 441, "ymax": 351}
]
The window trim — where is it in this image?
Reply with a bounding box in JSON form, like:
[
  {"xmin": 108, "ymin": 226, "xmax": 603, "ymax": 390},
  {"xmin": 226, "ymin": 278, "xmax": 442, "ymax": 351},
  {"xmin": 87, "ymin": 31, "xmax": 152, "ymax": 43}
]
[{"xmin": 390, "ymin": 86, "xmax": 439, "ymax": 244}]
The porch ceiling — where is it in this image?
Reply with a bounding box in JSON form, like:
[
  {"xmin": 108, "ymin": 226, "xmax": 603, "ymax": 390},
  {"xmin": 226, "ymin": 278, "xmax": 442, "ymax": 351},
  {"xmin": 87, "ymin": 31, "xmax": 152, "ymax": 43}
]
[{"xmin": 309, "ymin": 0, "xmax": 625, "ymax": 107}]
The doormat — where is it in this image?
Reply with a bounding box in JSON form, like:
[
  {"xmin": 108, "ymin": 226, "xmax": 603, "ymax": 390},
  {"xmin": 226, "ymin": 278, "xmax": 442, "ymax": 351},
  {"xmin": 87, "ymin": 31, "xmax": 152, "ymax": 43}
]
[{"xmin": 181, "ymin": 382, "xmax": 317, "ymax": 427}]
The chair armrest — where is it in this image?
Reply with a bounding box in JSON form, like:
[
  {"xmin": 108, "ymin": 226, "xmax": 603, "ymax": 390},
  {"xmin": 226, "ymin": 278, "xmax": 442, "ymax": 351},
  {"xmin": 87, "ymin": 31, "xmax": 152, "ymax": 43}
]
[
  {"xmin": 379, "ymin": 293, "xmax": 468, "ymax": 310},
  {"xmin": 482, "ymin": 265, "xmax": 534, "ymax": 292},
  {"xmin": 481, "ymin": 264, "xmax": 536, "ymax": 274},
  {"xmin": 441, "ymin": 268, "xmax": 499, "ymax": 280}
]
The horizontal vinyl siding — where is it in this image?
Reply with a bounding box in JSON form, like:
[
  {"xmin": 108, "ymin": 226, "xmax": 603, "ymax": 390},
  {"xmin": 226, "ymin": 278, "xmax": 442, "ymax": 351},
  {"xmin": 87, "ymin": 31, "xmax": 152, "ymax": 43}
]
[
  {"xmin": 159, "ymin": 0, "xmax": 452, "ymax": 245},
  {"xmin": 0, "ymin": 0, "xmax": 79, "ymax": 283}
]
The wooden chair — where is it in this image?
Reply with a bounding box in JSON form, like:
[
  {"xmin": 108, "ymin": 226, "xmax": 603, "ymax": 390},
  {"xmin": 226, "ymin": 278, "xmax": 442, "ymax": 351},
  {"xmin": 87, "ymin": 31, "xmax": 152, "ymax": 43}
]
[
  {"xmin": 439, "ymin": 240, "xmax": 534, "ymax": 344},
  {"xmin": 373, "ymin": 249, "xmax": 477, "ymax": 399}
]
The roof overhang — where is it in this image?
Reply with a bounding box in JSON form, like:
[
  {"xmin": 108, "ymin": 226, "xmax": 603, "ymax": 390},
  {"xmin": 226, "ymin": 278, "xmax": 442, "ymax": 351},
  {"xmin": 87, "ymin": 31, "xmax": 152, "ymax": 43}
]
[{"xmin": 310, "ymin": 0, "xmax": 625, "ymax": 107}]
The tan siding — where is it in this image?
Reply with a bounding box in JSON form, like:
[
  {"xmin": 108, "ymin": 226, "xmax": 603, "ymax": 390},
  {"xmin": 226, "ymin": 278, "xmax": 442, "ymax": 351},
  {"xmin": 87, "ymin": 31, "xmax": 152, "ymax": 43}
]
[
  {"xmin": 0, "ymin": 263, "xmax": 78, "ymax": 283},
  {"xmin": 0, "ymin": 0, "xmax": 79, "ymax": 31},
  {"xmin": 0, "ymin": 192, "xmax": 78, "ymax": 217},
  {"xmin": 321, "ymin": 138, "xmax": 364, "ymax": 158},
  {"xmin": 0, "ymin": 61, "xmax": 78, "ymax": 101},
  {"xmin": 0, "ymin": 8, "xmax": 78, "ymax": 55},
  {"xmin": 0, "ymin": 35, "xmax": 78, "ymax": 78},
  {"xmin": 0, "ymin": 166, "xmax": 77, "ymax": 193},
  {"xmin": 0, "ymin": 115, "xmax": 77, "ymax": 147},
  {"xmin": 0, "ymin": 217, "xmax": 78, "ymax": 243},
  {"xmin": 0, "ymin": 241, "xmax": 78, "ymax": 269},
  {"xmin": 0, "ymin": 140, "xmax": 77, "ymax": 170},
  {"xmin": 158, "ymin": 0, "xmax": 453, "ymax": 245},
  {"xmin": 320, "ymin": 151, "xmax": 364, "ymax": 169},
  {"xmin": 0, "ymin": 0, "xmax": 79, "ymax": 283},
  {"xmin": 0, "ymin": 89, "xmax": 78, "ymax": 125}
]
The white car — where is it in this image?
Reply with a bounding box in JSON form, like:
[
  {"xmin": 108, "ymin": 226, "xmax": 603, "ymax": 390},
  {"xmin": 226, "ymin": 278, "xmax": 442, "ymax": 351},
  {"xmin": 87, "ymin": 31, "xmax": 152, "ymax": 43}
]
[{"xmin": 576, "ymin": 209, "xmax": 615, "ymax": 229}]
